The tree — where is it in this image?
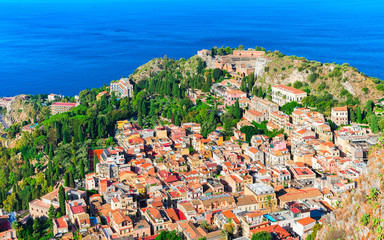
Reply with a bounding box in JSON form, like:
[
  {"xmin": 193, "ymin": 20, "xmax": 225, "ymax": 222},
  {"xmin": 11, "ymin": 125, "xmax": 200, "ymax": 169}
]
[
  {"xmin": 80, "ymin": 161, "xmax": 85, "ymax": 179},
  {"xmin": 231, "ymin": 100, "xmax": 242, "ymax": 120},
  {"xmin": 64, "ymin": 172, "xmax": 69, "ymax": 187},
  {"xmin": 281, "ymin": 101, "xmax": 299, "ymax": 115},
  {"xmin": 349, "ymin": 108, "xmax": 356, "ymax": 123},
  {"xmin": 48, "ymin": 204, "xmax": 56, "ymax": 220},
  {"xmin": 93, "ymin": 152, "xmax": 99, "ymax": 171},
  {"xmin": 223, "ymin": 218, "xmax": 235, "ymax": 238},
  {"xmin": 212, "ymin": 68, "xmax": 223, "ymax": 81},
  {"xmin": 155, "ymin": 230, "xmax": 181, "ymax": 240},
  {"xmin": 48, "ymin": 143, "xmax": 54, "ymax": 159},
  {"xmin": 308, "ymin": 73, "xmax": 319, "ymax": 83},
  {"xmin": 69, "ymin": 172, "xmax": 75, "ymax": 188},
  {"xmin": 264, "ymin": 195, "xmax": 275, "ymax": 213},
  {"xmin": 59, "ymin": 185, "xmax": 65, "ymax": 216},
  {"xmin": 356, "ymin": 106, "xmax": 362, "ymax": 123},
  {"xmin": 241, "ymin": 126, "xmax": 258, "ymax": 142},
  {"xmin": 2, "ymin": 193, "xmax": 17, "ymax": 212},
  {"xmin": 167, "ymin": 108, "xmax": 173, "ymax": 120},
  {"xmin": 293, "ymin": 81, "xmax": 303, "ymax": 89},
  {"xmin": 138, "ymin": 114, "xmax": 143, "ymax": 127},
  {"xmin": 378, "ymin": 118, "xmax": 384, "ymax": 131},
  {"xmin": 251, "ymin": 231, "xmax": 272, "ymax": 240}
]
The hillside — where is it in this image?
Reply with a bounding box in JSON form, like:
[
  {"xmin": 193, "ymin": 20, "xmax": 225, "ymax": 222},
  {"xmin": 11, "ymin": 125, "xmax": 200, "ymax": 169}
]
[
  {"xmin": 317, "ymin": 138, "xmax": 384, "ymax": 240},
  {"xmin": 257, "ymin": 51, "xmax": 382, "ymax": 105},
  {"xmin": 129, "ymin": 56, "xmax": 203, "ymax": 83},
  {"xmin": 129, "ymin": 49, "xmax": 383, "ymax": 108}
]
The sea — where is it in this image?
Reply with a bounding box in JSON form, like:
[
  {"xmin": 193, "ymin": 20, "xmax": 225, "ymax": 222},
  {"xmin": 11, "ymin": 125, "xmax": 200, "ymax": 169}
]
[{"xmin": 0, "ymin": 0, "xmax": 383, "ymax": 97}]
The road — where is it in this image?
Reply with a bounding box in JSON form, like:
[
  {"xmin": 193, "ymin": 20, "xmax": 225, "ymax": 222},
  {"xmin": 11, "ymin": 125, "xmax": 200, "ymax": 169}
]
[{"xmin": 0, "ymin": 114, "xmax": 8, "ymax": 129}]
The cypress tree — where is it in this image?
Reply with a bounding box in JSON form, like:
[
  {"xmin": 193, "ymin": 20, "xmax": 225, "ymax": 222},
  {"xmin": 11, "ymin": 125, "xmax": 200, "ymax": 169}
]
[
  {"xmin": 78, "ymin": 125, "xmax": 83, "ymax": 142},
  {"xmin": 48, "ymin": 143, "xmax": 54, "ymax": 160},
  {"xmin": 138, "ymin": 114, "xmax": 143, "ymax": 127},
  {"xmin": 64, "ymin": 172, "xmax": 69, "ymax": 187},
  {"xmin": 80, "ymin": 162, "xmax": 85, "ymax": 179},
  {"xmin": 356, "ymin": 106, "xmax": 362, "ymax": 123},
  {"xmin": 69, "ymin": 172, "xmax": 75, "ymax": 188},
  {"xmin": 167, "ymin": 108, "xmax": 172, "ymax": 120},
  {"xmin": 93, "ymin": 152, "xmax": 99, "ymax": 171},
  {"xmin": 59, "ymin": 185, "xmax": 65, "ymax": 215},
  {"xmin": 141, "ymin": 101, "xmax": 147, "ymax": 115}
]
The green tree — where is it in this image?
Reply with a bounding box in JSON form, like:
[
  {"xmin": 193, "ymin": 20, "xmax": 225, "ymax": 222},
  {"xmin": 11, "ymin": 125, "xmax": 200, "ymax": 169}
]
[
  {"xmin": 251, "ymin": 231, "xmax": 272, "ymax": 240},
  {"xmin": 293, "ymin": 81, "xmax": 303, "ymax": 89},
  {"xmin": 155, "ymin": 230, "xmax": 181, "ymax": 240},
  {"xmin": 48, "ymin": 204, "xmax": 56, "ymax": 220},
  {"xmin": 281, "ymin": 101, "xmax": 299, "ymax": 115},
  {"xmin": 59, "ymin": 185, "xmax": 65, "ymax": 216},
  {"xmin": 80, "ymin": 161, "xmax": 85, "ymax": 179},
  {"xmin": 231, "ymin": 100, "xmax": 242, "ymax": 120},
  {"xmin": 212, "ymin": 68, "xmax": 223, "ymax": 81},
  {"xmin": 48, "ymin": 143, "xmax": 54, "ymax": 159},
  {"xmin": 349, "ymin": 108, "xmax": 356, "ymax": 123},
  {"xmin": 64, "ymin": 172, "xmax": 69, "ymax": 187},
  {"xmin": 93, "ymin": 152, "xmax": 99, "ymax": 171},
  {"xmin": 264, "ymin": 195, "xmax": 275, "ymax": 213},
  {"xmin": 356, "ymin": 106, "xmax": 362, "ymax": 123}
]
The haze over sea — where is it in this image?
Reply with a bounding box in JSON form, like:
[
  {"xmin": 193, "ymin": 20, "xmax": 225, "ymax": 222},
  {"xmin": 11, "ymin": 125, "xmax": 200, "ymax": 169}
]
[{"xmin": 0, "ymin": 0, "xmax": 383, "ymax": 97}]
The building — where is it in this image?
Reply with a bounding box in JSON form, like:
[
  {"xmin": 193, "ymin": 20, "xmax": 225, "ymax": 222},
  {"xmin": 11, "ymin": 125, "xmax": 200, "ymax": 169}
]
[
  {"xmin": 48, "ymin": 94, "xmax": 57, "ymax": 101},
  {"xmin": 271, "ymin": 85, "xmax": 307, "ymax": 106},
  {"xmin": 51, "ymin": 102, "xmax": 77, "ymax": 115},
  {"xmin": 233, "ymin": 50, "xmax": 265, "ymax": 58},
  {"xmin": 225, "ymin": 89, "xmax": 247, "ymax": 106},
  {"xmin": 244, "ymin": 183, "xmax": 277, "ymax": 210},
  {"xmin": 292, "ymin": 217, "xmax": 316, "ymax": 237},
  {"xmin": 53, "ymin": 216, "xmax": 69, "ymax": 236},
  {"xmin": 110, "ymin": 77, "xmax": 134, "ymax": 98},
  {"xmin": 244, "ymin": 110, "xmax": 265, "ymax": 123},
  {"xmin": 249, "ymin": 97, "xmax": 279, "ymax": 117},
  {"xmin": 331, "ymin": 106, "xmax": 348, "ymax": 126},
  {"xmin": 269, "ymin": 111, "xmax": 290, "ymax": 130},
  {"xmin": 110, "ymin": 209, "xmax": 133, "ymax": 237}
]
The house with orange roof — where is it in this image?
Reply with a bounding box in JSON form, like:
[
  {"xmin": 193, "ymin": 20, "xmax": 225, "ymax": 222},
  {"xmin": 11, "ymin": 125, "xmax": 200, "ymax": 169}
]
[
  {"xmin": 331, "ymin": 106, "xmax": 348, "ymax": 126},
  {"xmin": 292, "ymin": 217, "xmax": 316, "ymax": 237},
  {"xmin": 278, "ymin": 188, "xmax": 323, "ymax": 207},
  {"xmin": 213, "ymin": 210, "xmax": 240, "ymax": 235},
  {"xmin": 269, "ymin": 111, "xmax": 290, "ymax": 130},
  {"xmin": 245, "ymin": 146, "xmax": 264, "ymax": 162},
  {"xmin": 239, "ymin": 211, "xmax": 268, "ymax": 237},
  {"xmin": 110, "ymin": 209, "xmax": 133, "ymax": 237},
  {"xmin": 251, "ymin": 224, "xmax": 291, "ymax": 239},
  {"xmin": 244, "ymin": 109, "xmax": 265, "ymax": 123},
  {"xmin": 142, "ymin": 207, "xmax": 172, "ymax": 235},
  {"xmin": 53, "ymin": 215, "xmax": 69, "ymax": 237},
  {"xmin": 271, "ymin": 85, "xmax": 307, "ymax": 106}
]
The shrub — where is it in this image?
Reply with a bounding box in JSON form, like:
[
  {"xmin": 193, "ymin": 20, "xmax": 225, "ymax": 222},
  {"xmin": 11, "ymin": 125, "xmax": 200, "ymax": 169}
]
[
  {"xmin": 318, "ymin": 82, "xmax": 327, "ymax": 91},
  {"xmin": 293, "ymin": 81, "xmax": 303, "ymax": 89},
  {"xmin": 340, "ymin": 88, "xmax": 349, "ymax": 97},
  {"xmin": 362, "ymin": 87, "xmax": 368, "ymax": 94},
  {"xmin": 376, "ymin": 84, "xmax": 384, "ymax": 91},
  {"xmin": 360, "ymin": 214, "xmax": 370, "ymax": 226},
  {"xmin": 308, "ymin": 73, "xmax": 319, "ymax": 83}
]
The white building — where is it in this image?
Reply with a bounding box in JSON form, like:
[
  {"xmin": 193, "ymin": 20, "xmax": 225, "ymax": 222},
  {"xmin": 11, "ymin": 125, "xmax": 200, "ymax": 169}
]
[{"xmin": 272, "ymin": 85, "xmax": 307, "ymax": 106}]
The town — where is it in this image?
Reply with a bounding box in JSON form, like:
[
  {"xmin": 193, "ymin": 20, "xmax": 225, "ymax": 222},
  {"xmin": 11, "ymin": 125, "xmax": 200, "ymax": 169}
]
[{"xmin": 0, "ymin": 49, "xmax": 381, "ymax": 240}]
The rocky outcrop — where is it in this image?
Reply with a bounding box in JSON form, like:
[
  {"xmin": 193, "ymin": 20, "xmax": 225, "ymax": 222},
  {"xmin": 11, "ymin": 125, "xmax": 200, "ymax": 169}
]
[{"xmin": 317, "ymin": 138, "xmax": 384, "ymax": 239}]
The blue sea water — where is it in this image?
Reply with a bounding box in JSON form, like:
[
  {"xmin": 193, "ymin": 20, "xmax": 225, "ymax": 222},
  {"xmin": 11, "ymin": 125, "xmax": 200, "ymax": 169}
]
[{"xmin": 0, "ymin": 0, "xmax": 383, "ymax": 97}]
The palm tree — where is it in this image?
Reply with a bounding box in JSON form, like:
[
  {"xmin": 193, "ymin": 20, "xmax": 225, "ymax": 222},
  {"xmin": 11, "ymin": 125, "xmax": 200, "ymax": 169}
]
[
  {"xmin": 223, "ymin": 218, "xmax": 235, "ymax": 238},
  {"xmin": 264, "ymin": 195, "xmax": 275, "ymax": 213}
]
